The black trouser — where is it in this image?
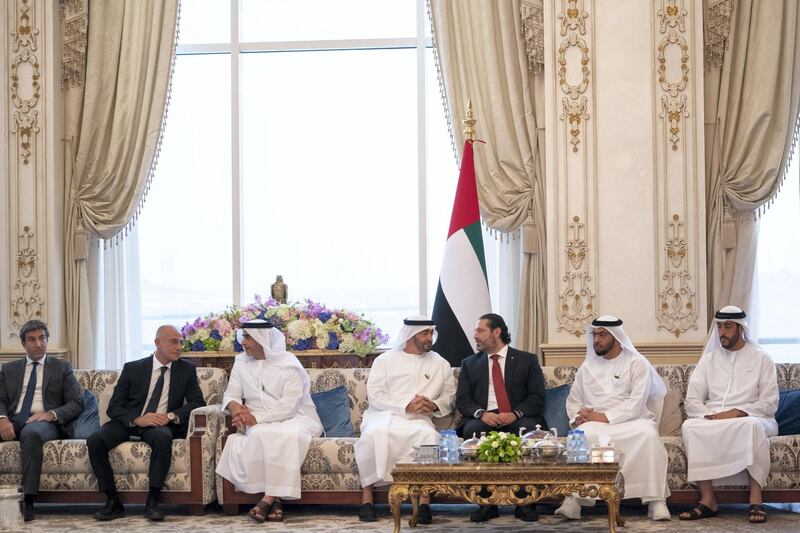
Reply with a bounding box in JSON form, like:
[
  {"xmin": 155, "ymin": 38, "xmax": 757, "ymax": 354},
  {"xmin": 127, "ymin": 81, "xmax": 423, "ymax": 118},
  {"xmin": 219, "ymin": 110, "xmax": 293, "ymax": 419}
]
[
  {"xmin": 459, "ymin": 415, "xmax": 544, "ymax": 439},
  {"xmin": 14, "ymin": 420, "xmax": 62, "ymax": 495},
  {"xmin": 87, "ymin": 421, "xmax": 174, "ymax": 492}
]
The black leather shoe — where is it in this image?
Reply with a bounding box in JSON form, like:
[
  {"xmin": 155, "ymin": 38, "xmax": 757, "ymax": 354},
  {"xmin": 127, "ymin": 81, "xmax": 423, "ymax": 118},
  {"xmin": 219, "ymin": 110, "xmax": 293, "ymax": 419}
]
[
  {"xmin": 469, "ymin": 505, "xmax": 499, "ymax": 522},
  {"xmin": 144, "ymin": 500, "xmax": 165, "ymax": 521},
  {"xmin": 417, "ymin": 503, "xmax": 433, "ymax": 525},
  {"xmin": 23, "ymin": 501, "xmax": 34, "ymax": 522},
  {"xmin": 94, "ymin": 500, "xmax": 125, "ymax": 521},
  {"xmin": 514, "ymin": 504, "xmax": 539, "ymax": 522},
  {"xmin": 358, "ymin": 502, "xmax": 377, "ymax": 522}
]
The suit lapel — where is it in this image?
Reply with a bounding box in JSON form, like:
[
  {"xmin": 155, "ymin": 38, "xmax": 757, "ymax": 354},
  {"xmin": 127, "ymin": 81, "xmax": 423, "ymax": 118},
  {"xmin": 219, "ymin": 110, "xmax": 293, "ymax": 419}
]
[
  {"xmin": 10, "ymin": 359, "xmax": 26, "ymax": 410},
  {"xmin": 41, "ymin": 356, "xmax": 54, "ymax": 394},
  {"xmin": 167, "ymin": 361, "xmax": 180, "ymax": 410},
  {"xmin": 504, "ymin": 348, "xmax": 518, "ymax": 400}
]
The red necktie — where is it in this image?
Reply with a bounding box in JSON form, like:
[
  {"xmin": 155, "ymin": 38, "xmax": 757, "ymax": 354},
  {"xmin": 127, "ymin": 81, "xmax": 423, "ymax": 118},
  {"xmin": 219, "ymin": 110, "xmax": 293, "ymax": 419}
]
[{"xmin": 490, "ymin": 353, "xmax": 512, "ymax": 413}]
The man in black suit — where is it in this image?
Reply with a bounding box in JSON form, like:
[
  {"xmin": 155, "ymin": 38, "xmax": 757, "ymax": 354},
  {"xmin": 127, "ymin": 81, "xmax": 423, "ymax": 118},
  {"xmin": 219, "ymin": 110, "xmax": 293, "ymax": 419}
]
[
  {"xmin": 456, "ymin": 313, "xmax": 547, "ymax": 523},
  {"xmin": 0, "ymin": 319, "xmax": 83, "ymax": 522},
  {"xmin": 87, "ymin": 325, "xmax": 205, "ymax": 521}
]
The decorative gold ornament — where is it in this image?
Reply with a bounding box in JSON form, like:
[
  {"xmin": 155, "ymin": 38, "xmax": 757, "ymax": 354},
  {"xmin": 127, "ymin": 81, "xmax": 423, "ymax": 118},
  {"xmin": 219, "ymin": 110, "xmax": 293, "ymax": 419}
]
[
  {"xmin": 557, "ymin": 2, "xmax": 591, "ymax": 153},
  {"xmin": 11, "ymin": 226, "xmax": 44, "ymax": 333},
  {"xmin": 558, "ymin": 216, "xmax": 594, "ymax": 336},
  {"xmin": 657, "ymin": 215, "xmax": 698, "ymax": 337}
]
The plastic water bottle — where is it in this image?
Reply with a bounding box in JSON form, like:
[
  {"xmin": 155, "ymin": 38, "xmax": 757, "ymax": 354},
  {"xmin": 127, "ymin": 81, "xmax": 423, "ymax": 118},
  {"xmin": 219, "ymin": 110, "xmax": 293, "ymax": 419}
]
[
  {"xmin": 575, "ymin": 430, "xmax": 590, "ymax": 463},
  {"xmin": 565, "ymin": 430, "xmax": 577, "ymax": 462},
  {"xmin": 447, "ymin": 432, "xmax": 461, "ymax": 463}
]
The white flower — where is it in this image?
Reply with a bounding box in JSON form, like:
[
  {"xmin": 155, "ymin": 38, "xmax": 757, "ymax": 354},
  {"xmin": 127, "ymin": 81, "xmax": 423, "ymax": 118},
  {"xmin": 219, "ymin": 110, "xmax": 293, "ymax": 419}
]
[
  {"xmin": 287, "ymin": 319, "xmax": 313, "ymax": 339},
  {"xmin": 492, "ymin": 441, "xmax": 499, "ymax": 448},
  {"xmin": 498, "ymin": 432, "xmax": 507, "ymax": 438},
  {"xmin": 195, "ymin": 328, "xmax": 210, "ymax": 341},
  {"xmin": 510, "ymin": 440, "xmax": 518, "ymax": 446},
  {"xmin": 219, "ymin": 336, "xmax": 234, "ymax": 352}
]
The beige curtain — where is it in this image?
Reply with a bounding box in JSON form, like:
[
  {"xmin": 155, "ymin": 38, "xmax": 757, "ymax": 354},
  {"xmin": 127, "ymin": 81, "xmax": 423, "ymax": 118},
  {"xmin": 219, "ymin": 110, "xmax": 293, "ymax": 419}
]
[
  {"xmin": 705, "ymin": 0, "xmax": 800, "ymax": 324},
  {"xmin": 63, "ymin": 0, "xmax": 179, "ymax": 367},
  {"xmin": 430, "ymin": 0, "xmax": 547, "ymax": 355}
]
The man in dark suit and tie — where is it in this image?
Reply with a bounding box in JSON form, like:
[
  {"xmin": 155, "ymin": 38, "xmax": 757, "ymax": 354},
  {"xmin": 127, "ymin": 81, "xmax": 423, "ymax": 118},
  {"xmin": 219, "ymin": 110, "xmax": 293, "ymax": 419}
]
[
  {"xmin": 456, "ymin": 313, "xmax": 547, "ymax": 523},
  {"xmin": 0, "ymin": 319, "xmax": 84, "ymax": 522},
  {"xmin": 87, "ymin": 325, "xmax": 205, "ymax": 521}
]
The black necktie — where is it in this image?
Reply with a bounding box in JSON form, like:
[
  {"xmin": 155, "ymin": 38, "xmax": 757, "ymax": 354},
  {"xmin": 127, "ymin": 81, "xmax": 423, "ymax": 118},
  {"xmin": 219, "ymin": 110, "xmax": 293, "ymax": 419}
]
[
  {"xmin": 144, "ymin": 366, "xmax": 168, "ymax": 414},
  {"xmin": 14, "ymin": 361, "xmax": 39, "ymax": 427}
]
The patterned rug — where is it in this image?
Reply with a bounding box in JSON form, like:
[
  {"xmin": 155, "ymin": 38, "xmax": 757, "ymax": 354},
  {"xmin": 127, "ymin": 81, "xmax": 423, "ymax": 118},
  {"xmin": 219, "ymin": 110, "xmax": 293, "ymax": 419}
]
[{"xmin": 14, "ymin": 503, "xmax": 800, "ymax": 532}]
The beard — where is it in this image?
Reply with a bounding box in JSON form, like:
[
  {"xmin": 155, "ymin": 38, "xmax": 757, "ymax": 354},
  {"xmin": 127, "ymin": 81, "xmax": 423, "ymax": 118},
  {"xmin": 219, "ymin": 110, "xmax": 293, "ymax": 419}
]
[
  {"xmin": 720, "ymin": 329, "xmax": 740, "ymax": 349},
  {"xmin": 593, "ymin": 339, "xmax": 615, "ymax": 356}
]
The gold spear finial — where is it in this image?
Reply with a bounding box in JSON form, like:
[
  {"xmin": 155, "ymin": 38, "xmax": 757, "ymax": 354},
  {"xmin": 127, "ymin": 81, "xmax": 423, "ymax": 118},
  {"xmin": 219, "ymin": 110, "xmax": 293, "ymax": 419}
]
[{"xmin": 463, "ymin": 99, "xmax": 476, "ymax": 142}]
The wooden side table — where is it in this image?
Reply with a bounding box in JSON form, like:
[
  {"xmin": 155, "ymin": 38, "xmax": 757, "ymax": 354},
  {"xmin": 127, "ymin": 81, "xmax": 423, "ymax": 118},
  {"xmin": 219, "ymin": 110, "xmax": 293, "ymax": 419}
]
[{"xmin": 389, "ymin": 460, "xmax": 625, "ymax": 533}]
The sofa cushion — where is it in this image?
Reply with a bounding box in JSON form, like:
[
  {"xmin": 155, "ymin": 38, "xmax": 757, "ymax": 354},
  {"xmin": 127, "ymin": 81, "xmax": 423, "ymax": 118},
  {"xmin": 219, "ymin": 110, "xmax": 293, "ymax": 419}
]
[
  {"xmin": 312, "ymin": 386, "xmax": 355, "ymax": 437},
  {"xmin": 658, "ymin": 387, "xmax": 683, "ymax": 437},
  {"xmin": 543, "ymin": 384, "xmax": 571, "ymax": 436},
  {"xmin": 72, "ymin": 389, "xmax": 100, "ymax": 439},
  {"xmin": 302, "ymin": 437, "xmax": 357, "ymax": 474},
  {"xmin": 777, "ymin": 388, "xmax": 800, "ymax": 436}
]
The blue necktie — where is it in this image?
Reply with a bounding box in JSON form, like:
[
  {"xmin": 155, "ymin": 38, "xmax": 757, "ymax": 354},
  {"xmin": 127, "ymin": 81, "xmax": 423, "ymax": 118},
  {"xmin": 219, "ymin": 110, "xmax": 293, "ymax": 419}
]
[
  {"xmin": 144, "ymin": 366, "xmax": 168, "ymax": 414},
  {"xmin": 13, "ymin": 361, "xmax": 39, "ymax": 428}
]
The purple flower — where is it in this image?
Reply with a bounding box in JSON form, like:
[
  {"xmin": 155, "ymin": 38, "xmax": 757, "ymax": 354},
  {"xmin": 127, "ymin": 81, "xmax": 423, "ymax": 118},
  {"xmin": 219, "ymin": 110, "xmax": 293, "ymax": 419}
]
[
  {"xmin": 210, "ymin": 329, "xmax": 222, "ymax": 340},
  {"xmin": 233, "ymin": 339, "xmax": 243, "ymax": 352},
  {"xmin": 326, "ymin": 332, "xmax": 340, "ymax": 350},
  {"xmin": 181, "ymin": 322, "xmax": 195, "ymax": 337},
  {"xmin": 191, "ymin": 340, "xmax": 206, "ymax": 351},
  {"xmin": 254, "ymin": 293, "xmax": 263, "ymax": 304},
  {"xmin": 293, "ymin": 338, "xmax": 313, "ymax": 351}
]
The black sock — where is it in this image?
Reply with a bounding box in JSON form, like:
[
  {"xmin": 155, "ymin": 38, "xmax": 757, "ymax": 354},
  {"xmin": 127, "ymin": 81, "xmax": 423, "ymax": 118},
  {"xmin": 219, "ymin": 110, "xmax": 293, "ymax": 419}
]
[
  {"xmin": 148, "ymin": 487, "xmax": 161, "ymax": 504},
  {"xmin": 105, "ymin": 489, "xmax": 122, "ymax": 507}
]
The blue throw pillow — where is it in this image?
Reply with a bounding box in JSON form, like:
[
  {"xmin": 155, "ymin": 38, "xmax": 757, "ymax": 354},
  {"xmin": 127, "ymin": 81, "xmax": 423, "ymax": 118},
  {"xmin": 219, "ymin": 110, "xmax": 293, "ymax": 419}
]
[
  {"xmin": 311, "ymin": 385, "xmax": 354, "ymax": 438},
  {"xmin": 777, "ymin": 388, "xmax": 800, "ymax": 436},
  {"xmin": 543, "ymin": 384, "xmax": 571, "ymax": 437},
  {"xmin": 71, "ymin": 389, "xmax": 100, "ymax": 439}
]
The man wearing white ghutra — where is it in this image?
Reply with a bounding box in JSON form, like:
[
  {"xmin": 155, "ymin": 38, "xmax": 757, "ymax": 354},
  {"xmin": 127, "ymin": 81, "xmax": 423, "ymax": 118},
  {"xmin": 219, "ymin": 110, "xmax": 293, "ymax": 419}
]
[
  {"xmin": 679, "ymin": 306, "xmax": 778, "ymax": 524},
  {"xmin": 216, "ymin": 319, "xmax": 323, "ymax": 523},
  {"xmin": 555, "ymin": 315, "xmax": 670, "ymax": 522}
]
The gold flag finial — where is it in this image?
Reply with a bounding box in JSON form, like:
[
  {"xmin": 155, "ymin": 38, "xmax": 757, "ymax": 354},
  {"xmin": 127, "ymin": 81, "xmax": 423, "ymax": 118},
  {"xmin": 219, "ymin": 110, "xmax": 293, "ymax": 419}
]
[{"xmin": 463, "ymin": 99, "xmax": 476, "ymax": 141}]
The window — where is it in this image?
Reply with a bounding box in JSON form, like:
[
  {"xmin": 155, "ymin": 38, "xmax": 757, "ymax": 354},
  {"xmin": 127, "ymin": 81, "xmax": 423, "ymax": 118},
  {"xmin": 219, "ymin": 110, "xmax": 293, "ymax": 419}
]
[
  {"xmin": 757, "ymin": 149, "xmax": 800, "ymax": 363},
  {"xmin": 137, "ymin": 0, "xmax": 457, "ymax": 354}
]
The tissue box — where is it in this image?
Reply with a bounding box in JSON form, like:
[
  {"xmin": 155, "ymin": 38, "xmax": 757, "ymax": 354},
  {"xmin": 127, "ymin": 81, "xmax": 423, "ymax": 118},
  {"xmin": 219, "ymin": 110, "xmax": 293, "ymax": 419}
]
[{"xmin": 590, "ymin": 445, "xmax": 616, "ymax": 463}]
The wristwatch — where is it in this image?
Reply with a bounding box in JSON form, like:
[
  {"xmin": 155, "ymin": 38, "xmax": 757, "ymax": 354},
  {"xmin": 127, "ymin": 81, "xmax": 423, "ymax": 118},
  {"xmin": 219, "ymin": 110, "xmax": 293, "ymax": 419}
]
[{"xmin": 167, "ymin": 413, "xmax": 177, "ymax": 424}]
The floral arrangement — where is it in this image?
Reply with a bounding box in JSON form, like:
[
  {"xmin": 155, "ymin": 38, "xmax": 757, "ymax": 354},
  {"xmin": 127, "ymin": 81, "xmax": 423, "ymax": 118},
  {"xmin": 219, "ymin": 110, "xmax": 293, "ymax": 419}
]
[
  {"xmin": 180, "ymin": 295, "xmax": 389, "ymax": 357},
  {"xmin": 477, "ymin": 431, "xmax": 524, "ymax": 463}
]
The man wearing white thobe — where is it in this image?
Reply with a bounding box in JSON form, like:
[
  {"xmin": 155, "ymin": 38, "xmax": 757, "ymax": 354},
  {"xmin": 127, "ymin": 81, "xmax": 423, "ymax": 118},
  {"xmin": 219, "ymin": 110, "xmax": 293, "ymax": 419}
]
[
  {"xmin": 555, "ymin": 316, "xmax": 671, "ymax": 522},
  {"xmin": 354, "ymin": 316, "xmax": 456, "ymax": 523},
  {"xmin": 679, "ymin": 306, "xmax": 778, "ymax": 524},
  {"xmin": 216, "ymin": 320, "xmax": 323, "ymax": 523}
]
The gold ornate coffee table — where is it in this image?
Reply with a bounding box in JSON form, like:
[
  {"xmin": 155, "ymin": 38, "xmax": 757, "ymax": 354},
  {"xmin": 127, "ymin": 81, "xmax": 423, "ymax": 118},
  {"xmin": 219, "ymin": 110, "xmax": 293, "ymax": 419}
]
[{"xmin": 389, "ymin": 459, "xmax": 625, "ymax": 533}]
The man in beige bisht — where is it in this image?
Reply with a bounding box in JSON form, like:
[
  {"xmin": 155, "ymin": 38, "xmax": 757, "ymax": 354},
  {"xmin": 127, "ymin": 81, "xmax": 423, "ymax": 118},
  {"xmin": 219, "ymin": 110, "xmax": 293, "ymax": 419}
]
[
  {"xmin": 354, "ymin": 316, "xmax": 456, "ymax": 523},
  {"xmin": 679, "ymin": 306, "xmax": 778, "ymax": 524},
  {"xmin": 554, "ymin": 315, "xmax": 671, "ymax": 522},
  {"xmin": 216, "ymin": 320, "xmax": 323, "ymax": 523}
]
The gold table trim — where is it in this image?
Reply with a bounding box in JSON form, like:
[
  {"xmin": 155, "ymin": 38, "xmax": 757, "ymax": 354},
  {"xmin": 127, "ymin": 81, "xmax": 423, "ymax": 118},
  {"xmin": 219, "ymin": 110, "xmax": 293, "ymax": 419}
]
[{"xmin": 388, "ymin": 461, "xmax": 625, "ymax": 533}]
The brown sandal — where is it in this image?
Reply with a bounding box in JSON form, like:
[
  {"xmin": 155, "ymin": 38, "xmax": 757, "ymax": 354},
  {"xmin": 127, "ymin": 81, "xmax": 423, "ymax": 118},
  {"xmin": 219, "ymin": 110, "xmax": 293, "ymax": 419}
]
[
  {"xmin": 749, "ymin": 504, "xmax": 767, "ymax": 524},
  {"xmin": 248, "ymin": 500, "xmax": 270, "ymax": 523},
  {"xmin": 267, "ymin": 499, "xmax": 284, "ymax": 522}
]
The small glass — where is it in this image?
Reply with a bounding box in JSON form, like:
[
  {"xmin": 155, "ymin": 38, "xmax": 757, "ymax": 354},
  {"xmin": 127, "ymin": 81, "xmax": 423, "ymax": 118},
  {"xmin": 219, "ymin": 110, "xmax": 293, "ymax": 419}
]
[{"xmin": 414, "ymin": 444, "xmax": 440, "ymax": 464}]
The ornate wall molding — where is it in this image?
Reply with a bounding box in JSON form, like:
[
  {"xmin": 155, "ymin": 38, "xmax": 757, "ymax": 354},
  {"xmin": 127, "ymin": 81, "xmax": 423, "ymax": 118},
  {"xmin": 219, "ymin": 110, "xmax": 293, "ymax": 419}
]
[
  {"xmin": 552, "ymin": 0, "xmax": 596, "ymax": 337},
  {"xmin": 653, "ymin": 0, "xmax": 699, "ymax": 338},
  {"xmin": 557, "ymin": 0, "xmax": 590, "ymax": 153},
  {"xmin": 10, "ymin": 0, "xmax": 41, "ymax": 165},
  {"xmin": 10, "ymin": 226, "xmax": 44, "ymax": 331},
  {"xmin": 557, "ymin": 216, "xmax": 595, "ymax": 336}
]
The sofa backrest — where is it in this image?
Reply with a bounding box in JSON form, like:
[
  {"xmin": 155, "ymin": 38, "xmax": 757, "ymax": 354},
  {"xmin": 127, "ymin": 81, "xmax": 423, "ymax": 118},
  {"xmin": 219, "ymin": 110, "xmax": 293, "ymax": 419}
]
[
  {"xmin": 307, "ymin": 363, "xmax": 800, "ymax": 432},
  {"xmin": 81, "ymin": 367, "xmax": 227, "ymax": 426}
]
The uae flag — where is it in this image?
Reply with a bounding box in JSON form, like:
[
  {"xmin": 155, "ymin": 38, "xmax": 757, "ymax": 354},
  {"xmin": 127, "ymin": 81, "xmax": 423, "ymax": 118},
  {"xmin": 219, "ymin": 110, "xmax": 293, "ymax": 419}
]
[{"xmin": 432, "ymin": 140, "xmax": 492, "ymax": 367}]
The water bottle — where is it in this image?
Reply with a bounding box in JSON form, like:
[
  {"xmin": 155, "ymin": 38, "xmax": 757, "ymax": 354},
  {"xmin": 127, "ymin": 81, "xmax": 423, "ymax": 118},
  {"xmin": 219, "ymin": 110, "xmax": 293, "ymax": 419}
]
[
  {"xmin": 447, "ymin": 432, "xmax": 460, "ymax": 463},
  {"xmin": 565, "ymin": 430, "xmax": 577, "ymax": 462},
  {"xmin": 575, "ymin": 430, "xmax": 590, "ymax": 463},
  {"xmin": 439, "ymin": 430, "xmax": 450, "ymax": 462}
]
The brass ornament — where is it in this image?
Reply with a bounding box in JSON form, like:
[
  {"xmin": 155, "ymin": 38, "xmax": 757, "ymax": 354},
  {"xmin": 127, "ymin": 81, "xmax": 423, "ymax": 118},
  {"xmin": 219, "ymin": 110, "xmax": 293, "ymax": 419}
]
[{"xmin": 558, "ymin": 216, "xmax": 594, "ymax": 336}]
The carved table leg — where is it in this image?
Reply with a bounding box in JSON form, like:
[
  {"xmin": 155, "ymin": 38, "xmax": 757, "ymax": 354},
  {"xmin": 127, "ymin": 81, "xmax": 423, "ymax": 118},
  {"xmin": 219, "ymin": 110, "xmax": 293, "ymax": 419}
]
[
  {"xmin": 389, "ymin": 484, "xmax": 410, "ymax": 533},
  {"xmin": 409, "ymin": 485, "xmax": 420, "ymax": 527},
  {"xmin": 598, "ymin": 483, "xmax": 623, "ymax": 533}
]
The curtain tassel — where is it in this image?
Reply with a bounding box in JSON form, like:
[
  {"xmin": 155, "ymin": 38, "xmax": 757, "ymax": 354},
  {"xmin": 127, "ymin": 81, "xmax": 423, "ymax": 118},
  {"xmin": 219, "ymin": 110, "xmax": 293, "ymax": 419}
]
[
  {"xmin": 74, "ymin": 218, "xmax": 88, "ymax": 260},
  {"xmin": 522, "ymin": 209, "xmax": 538, "ymax": 255}
]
